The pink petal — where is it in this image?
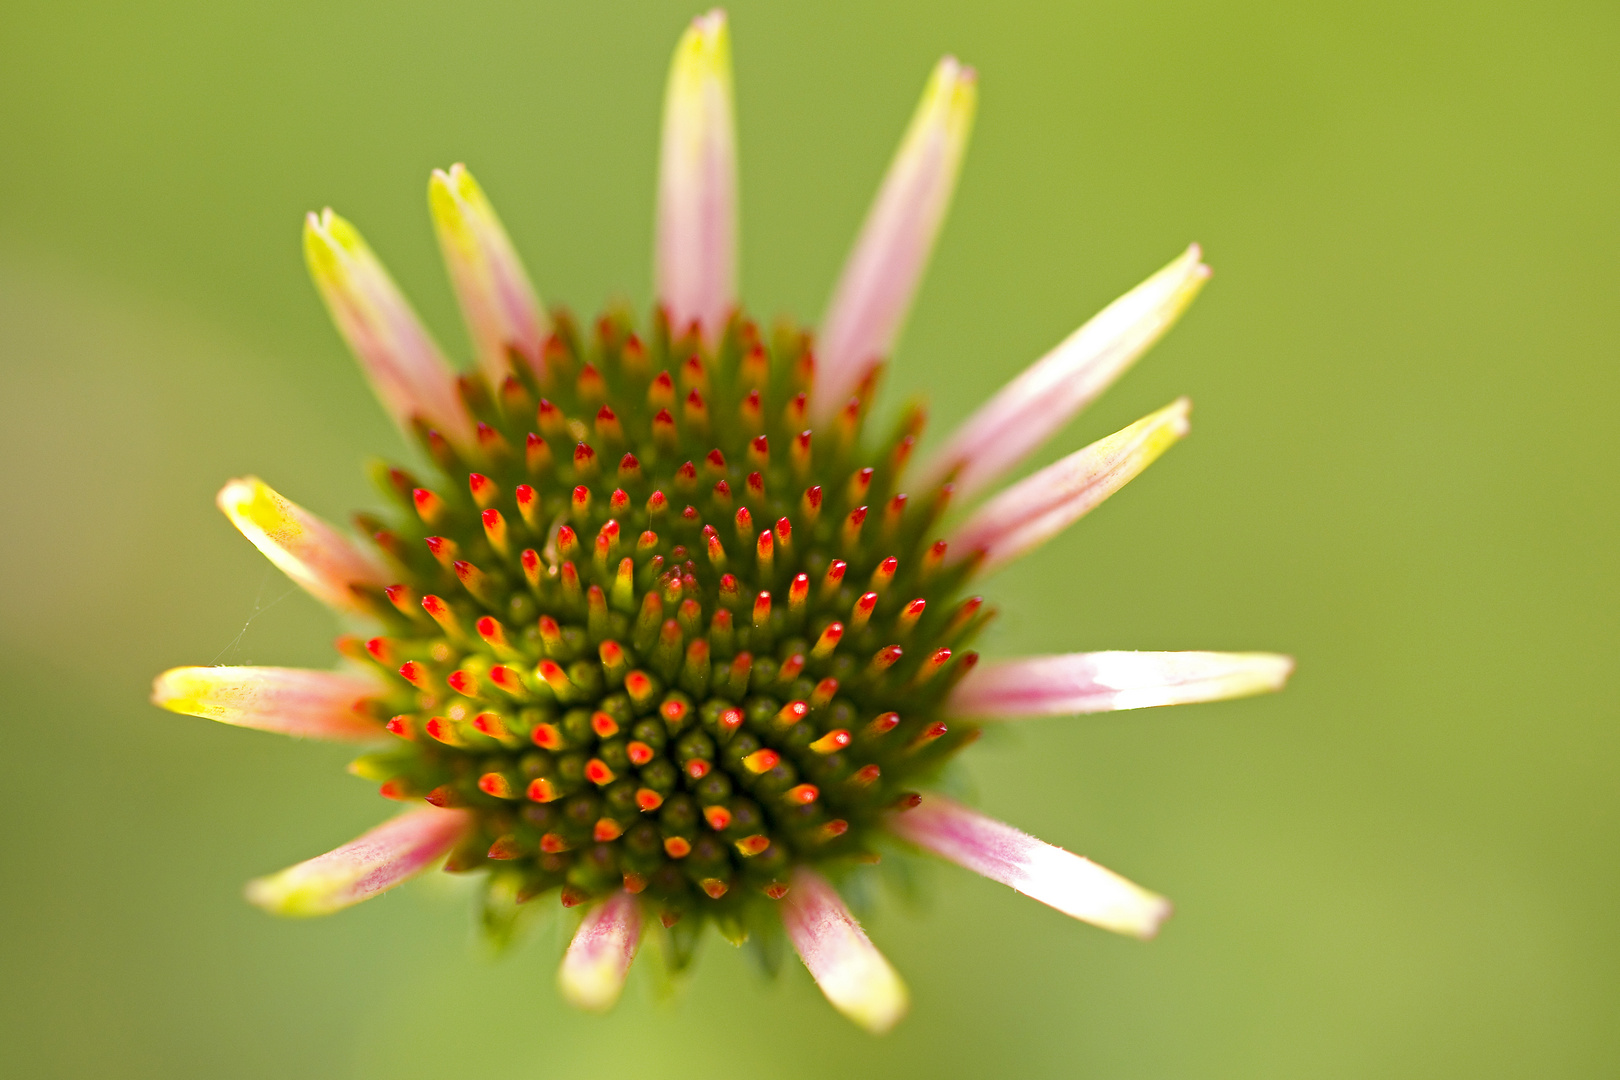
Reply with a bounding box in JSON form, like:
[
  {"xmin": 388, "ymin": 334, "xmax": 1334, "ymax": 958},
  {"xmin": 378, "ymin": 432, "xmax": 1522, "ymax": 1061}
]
[
  {"xmin": 780, "ymin": 866, "xmax": 909, "ymax": 1033},
  {"xmin": 949, "ymin": 651, "xmax": 1295, "ymax": 719},
  {"xmin": 215, "ymin": 477, "xmax": 388, "ymax": 611},
  {"xmin": 150, "ymin": 665, "xmax": 387, "ymax": 740},
  {"xmin": 244, "ymin": 806, "xmax": 472, "ymax": 916},
  {"xmin": 918, "ymin": 245, "xmax": 1210, "ymax": 498},
  {"xmin": 887, "ymin": 796, "xmax": 1171, "ymax": 939},
  {"xmin": 947, "ymin": 398, "xmax": 1190, "ymax": 574},
  {"xmin": 655, "ymin": 9, "xmax": 737, "ymax": 347},
  {"xmin": 558, "ymin": 889, "xmax": 642, "ymax": 1011},
  {"xmin": 429, "ymin": 163, "xmax": 549, "ymax": 385},
  {"xmin": 812, "ymin": 57, "xmax": 977, "ymax": 424},
  {"xmin": 303, "ymin": 208, "xmax": 476, "ymax": 453}
]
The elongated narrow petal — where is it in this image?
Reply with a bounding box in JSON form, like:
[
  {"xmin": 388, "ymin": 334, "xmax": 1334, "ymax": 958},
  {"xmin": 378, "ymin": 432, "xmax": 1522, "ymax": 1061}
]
[
  {"xmin": 245, "ymin": 806, "xmax": 472, "ymax": 916},
  {"xmin": 558, "ymin": 889, "xmax": 642, "ymax": 1011},
  {"xmin": 947, "ymin": 398, "xmax": 1190, "ymax": 574},
  {"xmin": 430, "ymin": 164, "xmax": 549, "ymax": 386},
  {"xmin": 656, "ymin": 9, "xmax": 736, "ymax": 346},
  {"xmin": 151, "ymin": 665, "xmax": 386, "ymax": 740},
  {"xmin": 216, "ymin": 477, "xmax": 388, "ymax": 611},
  {"xmin": 919, "ymin": 245, "xmax": 1210, "ymax": 497},
  {"xmin": 888, "ymin": 796, "xmax": 1171, "ymax": 939},
  {"xmin": 780, "ymin": 866, "xmax": 909, "ymax": 1034},
  {"xmin": 948, "ymin": 650, "xmax": 1294, "ymax": 719},
  {"xmin": 813, "ymin": 57, "xmax": 977, "ymax": 423},
  {"xmin": 304, "ymin": 207, "xmax": 476, "ymax": 451}
]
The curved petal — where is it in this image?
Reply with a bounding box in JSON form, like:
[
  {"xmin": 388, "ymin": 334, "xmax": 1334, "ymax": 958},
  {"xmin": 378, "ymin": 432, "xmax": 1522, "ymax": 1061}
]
[
  {"xmin": 780, "ymin": 866, "xmax": 909, "ymax": 1034},
  {"xmin": 558, "ymin": 889, "xmax": 643, "ymax": 1011},
  {"xmin": 887, "ymin": 795, "xmax": 1171, "ymax": 939},
  {"xmin": 948, "ymin": 651, "xmax": 1294, "ymax": 719},
  {"xmin": 151, "ymin": 665, "xmax": 387, "ymax": 740},
  {"xmin": 655, "ymin": 9, "xmax": 736, "ymax": 347},
  {"xmin": 918, "ymin": 245, "xmax": 1210, "ymax": 498},
  {"xmin": 947, "ymin": 398, "xmax": 1189, "ymax": 575},
  {"xmin": 216, "ymin": 476, "xmax": 388, "ymax": 611},
  {"xmin": 304, "ymin": 207, "xmax": 476, "ymax": 451},
  {"xmin": 430, "ymin": 163, "xmax": 549, "ymax": 385},
  {"xmin": 812, "ymin": 56, "xmax": 977, "ymax": 424},
  {"xmin": 244, "ymin": 806, "xmax": 472, "ymax": 916}
]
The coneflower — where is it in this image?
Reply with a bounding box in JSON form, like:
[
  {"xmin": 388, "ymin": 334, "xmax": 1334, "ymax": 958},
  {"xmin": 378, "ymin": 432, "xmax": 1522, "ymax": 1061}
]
[{"xmin": 151, "ymin": 9, "xmax": 1291, "ymax": 1034}]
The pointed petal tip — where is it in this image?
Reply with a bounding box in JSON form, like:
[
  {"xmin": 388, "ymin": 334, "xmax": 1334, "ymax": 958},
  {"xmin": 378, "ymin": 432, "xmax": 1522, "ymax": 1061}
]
[
  {"xmin": 948, "ymin": 650, "xmax": 1294, "ymax": 719},
  {"xmin": 781, "ymin": 867, "xmax": 910, "ymax": 1034},
  {"xmin": 558, "ymin": 890, "xmax": 642, "ymax": 1011},
  {"xmin": 149, "ymin": 665, "xmax": 386, "ymax": 740},
  {"xmin": 215, "ymin": 476, "xmax": 387, "ymax": 611}
]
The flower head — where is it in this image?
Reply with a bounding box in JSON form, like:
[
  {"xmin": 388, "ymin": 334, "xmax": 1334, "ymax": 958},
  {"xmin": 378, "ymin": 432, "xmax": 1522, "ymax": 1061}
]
[{"xmin": 152, "ymin": 9, "xmax": 1290, "ymax": 1033}]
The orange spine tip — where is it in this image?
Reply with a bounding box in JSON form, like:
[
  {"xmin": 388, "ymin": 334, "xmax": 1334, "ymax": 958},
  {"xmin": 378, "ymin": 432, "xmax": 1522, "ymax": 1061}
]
[
  {"xmin": 762, "ymin": 882, "xmax": 790, "ymax": 900},
  {"xmin": 664, "ymin": 836, "xmax": 693, "ymax": 859},
  {"xmin": 560, "ymin": 885, "xmax": 591, "ymax": 908},
  {"xmin": 791, "ymin": 430, "xmax": 812, "ymax": 477},
  {"xmin": 537, "ymin": 659, "xmax": 571, "ymax": 695},
  {"xmin": 703, "ymin": 804, "xmax": 733, "ymax": 830},
  {"xmin": 742, "ymin": 749, "xmax": 781, "ymax": 774},
  {"xmin": 519, "ymin": 548, "xmax": 542, "ymax": 588},
  {"xmin": 378, "ymin": 779, "xmax": 412, "ymax": 800},
  {"xmin": 472, "ymin": 711, "xmax": 510, "ymax": 739},
  {"xmin": 452, "ymin": 559, "xmax": 488, "ymax": 597},
  {"xmin": 785, "ymin": 391, "xmax": 808, "ymax": 426},
  {"xmin": 847, "ymin": 467, "xmax": 874, "ymax": 503},
  {"xmin": 734, "ymin": 506, "xmax": 754, "ymax": 543},
  {"xmin": 684, "ymin": 388, "xmax": 708, "ymax": 428},
  {"xmin": 719, "ymin": 707, "xmax": 745, "ymax": 735},
  {"xmin": 555, "ymin": 524, "xmax": 579, "ymax": 560},
  {"xmin": 842, "ymin": 506, "xmax": 868, "ymax": 549},
  {"xmin": 922, "ymin": 539, "xmax": 948, "ymax": 579},
  {"xmin": 753, "ymin": 591, "xmax": 772, "ymax": 628},
  {"xmin": 820, "ymin": 558, "xmax": 846, "ymax": 599},
  {"xmin": 649, "ymin": 370, "xmax": 676, "ymax": 409},
  {"xmin": 788, "ymin": 573, "xmax": 810, "ymax": 613},
  {"xmin": 468, "ymin": 472, "xmax": 499, "ymax": 508},
  {"xmin": 576, "ymin": 363, "xmax": 606, "ymax": 401},
  {"xmin": 594, "ymin": 405, "xmax": 623, "ymax": 443},
  {"xmin": 599, "ymin": 638, "xmax": 626, "ymax": 669},
  {"xmin": 593, "ymin": 818, "xmax": 625, "ymax": 842},
  {"xmin": 398, "ymin": 660, "xmax": 435, "ymax": 691},
  {"xmin": 627, "ymin": 740, "xmax": 654, "ymax": 766},
  {"xmin": 570, "ymin": 482, "xmax": 591, "ymax": 512},
  {"xmin": 897, "ymin": 598, "xmax": 927, "ymax": 634},
  {"xmin": 412, "ymin": 488, "xmax": 444, "ymax": 524},
  {"xmin": 625, "ymin": 670, "xmax": 656, "ymax": 706},
  {"xmin": 540, "ymin": 832, "xmax": 571, "ymax": 854},
  {"xmin": 385, "ymin": 715, "xmax": 414, "ymax": 739},
  {"xmin": 637, "ymin": 529, "xmax": 660, "ymax": 553},
  {"xmin": 585, "ymin": 758, "xmax": 616, "ymax": 785},
  {"xmin": 635, "ymin": 788, "xmax": 665, "ymax": 811},
  {"xmin": 851, "ymin": 591, "xmax": 879, "ymax": 632},
  {"xmin": 618, "ymin": 453, "xmax": 643, "ymax": 483},
  {"xmin": 882, "ymin": 493, "xmax": 907, "ymax": 537},
  {"xmin": 681, "ymin": 353, "xmax": 707, "ymax": 391},
  {"xmin": 700, "ymin": 878, "xmax": 729, "ymax": 899},
  {"xmin": 527, "ymin": 777, "xmax": 562, "ymax": 802},
  {"xmin": 868, "ymin": 644, "xmax": 904, "ymax": 675},
  {"xmin": 850, "ymin": 763, "xmax": 882, "ymax": 787},
  {"xmin": 622, "ymin": 871, "xmax": 648, "ymax": 894},
  {"xmin": 530, "ymin": 722, "xmax": 564, "ymax": 750},
  {"xmin": 661, "ymin": 697, "xmax": 691, "ymax": 728},
  {"xmin": 907, "ymin": 721, "xmax": 949, "ymax": 751},
  {"xmin": 802, "ymin": 484, "xmax": 823, "ymax": 524},
  {"xmin": 913, "ymin": 647, "xmax": 952, "ymax": 685},
  {"xmin": 478, "ymin": 772, "xmax": 514, "ymax": 799},
  {"xmin": 384, "ymin": 584, "xmax": 418, "ymax": 617},
  {"xmin": 488, "ymin": 836, "xmax": 523, "ymax": 860},
  {"xmin": 810, "ymin": 677, "xmax": 840, "ymax": 708},
  {"xmin": 424, "ymin": 784, "xmax": 464, "ymax": 808},
  {"xmin": 489, "ymin": 665, "xmax": 525, "ymax": 696},
  {"xmin": 866, "ymin": 711, "xmax": 901, "ymax": 737},
  {"xmin": 526, "ymin": 432, "xmax": 554, "ymax": 474},
  {"xmin": 740, "ymin": 388, "xmax": 763, "ymax": 429},
  {"xmin": 735, "ymin": 835, "xmax": 771, "ymax": 857},
  {"xmin": 704, "ymin": 526, "xmax": 727, "ymax": 569},
  {"xmin": 778, "ymin": 653, "xmax": 806, "ymax": 683},
  {"xmin": 810, "ymin": 729, "xmax": 851, "ymax": 754},
  {"xmin": 816, "ymin": 819, "xmax": 850, "ymax": 841},
  {"xmin": 424, "ymin": 716, "xmax": 465, "ymax": 746},
  {"xmin": 590, "ymin": 710, "xmax": 620, "ymax": 738},
  {"xmin": 537, "ymin": 615, "xmax": 564, "ymax": 653},
  {"xmin": 748, "ymin": 434, "xmax": 769, "ymax": 468},
  {"xmin": 476, "ymin": 615, "xmax": 509, "ymax": 649},
  {"xmin": 685, "ymin": 758, "xmax": 712, "ymax": 779},
  {"xmin": 364, "ymin": 636, "xmax": 393, "ymax": 663},
  {"xmin": 446, "ymin": 669, "xmax": 479, "ymax": 697},
  {"xmin": 756, "ymin": 529, "xmax": 774, "ymax": 574},
  {"xmin": 425, "ymin": 535, "xmax": 459, "ymax": 569},
  {"xmin": 812, "ymin": 621, "xmax": 844, "ymax": 659},
  {"xmin": 869, "ymin": 557, "xmax": 898, "ymax": 593},
  {"xmin": 746, "ymin": 471, "xmax": 766, "ymax": 502},
  {"xmin": 776, "ymin": 700, "xmax": 809, "ymax": 726},
  {"xmin": 785, "ymin": 783, "xmax": 820, "ymax": 806}
]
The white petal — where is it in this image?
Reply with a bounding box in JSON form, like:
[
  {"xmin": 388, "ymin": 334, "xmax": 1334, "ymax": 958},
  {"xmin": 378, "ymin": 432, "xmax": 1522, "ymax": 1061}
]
[
  {"xmin": 947, "ymin": 398, "xmax": 1189, "ymax": 574},
  {"xmin": 655, "ymin": 9, "xmax": 737, "ymax": 347},
  {"xmin": 812, "ymin": 57, "xmax": 977, "ymax": 424},
  {"xmin": 888, "ymin": 796, "xmax": 1171, "ymax": 939},
  {"xmin": 216, "ymin": 476, "xmax": 388, "ymax": 611},
  {"xmin": 558, "ymin": 890, "xmax": 642, "ymax": 1011},
  {"xmin": 304, "ymin": 208, "xmax": 476, "ymax": 452},
  {"xmin": 780, "ymin": 866, "xmax": 909, "ymax": 1034},
  {"xmin": 949, "ymin": 651, "xmax": 1294, "ymax": 718},
  {"xmin": 918, "ymin": 245, "xmax": 1209, "ymax": 498},
  {"xmin": 151, "ymin": 665, "xmax": 387, "ymax": 740},
  {"xmin": 244, "ymin": 806, "xmax": 472, "ymax": 916},
  {"xmin": 430, "ymin": 163, "xmax": 548, "ymax": 385}
]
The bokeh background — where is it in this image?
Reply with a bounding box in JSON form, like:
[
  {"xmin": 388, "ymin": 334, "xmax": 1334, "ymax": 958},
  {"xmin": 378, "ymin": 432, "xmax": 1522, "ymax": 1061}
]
[{"xmin": 2, "ymin": 1, "xmax": 1616, "ymax": 1076}]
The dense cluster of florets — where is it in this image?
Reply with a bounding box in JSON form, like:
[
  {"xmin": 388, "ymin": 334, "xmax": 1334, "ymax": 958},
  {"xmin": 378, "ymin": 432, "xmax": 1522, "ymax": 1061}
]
[{"xmin": 340, "ymin": 305, "xmax": 992, "ymax": 947}]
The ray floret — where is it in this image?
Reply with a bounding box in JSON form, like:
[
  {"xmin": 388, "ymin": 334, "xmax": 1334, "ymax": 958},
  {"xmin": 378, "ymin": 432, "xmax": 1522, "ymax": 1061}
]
[
  {"xmin": 949, "ymin": 650, "xmax": 1295, "ymax": 718},
  {"xmin": 216, "ymin": 477, "xmax": 388, "ymax": 611},
  {"xmin": 780, "ymin": 866, "xmax": 910, "ymax": 1034},
  {"xmin": 150, "ymin": 665, "xmax": 386, "ymax": 740},
  {"xmin": 558, "ymin": 890, "xmax": 643, "ymax": 1011}
]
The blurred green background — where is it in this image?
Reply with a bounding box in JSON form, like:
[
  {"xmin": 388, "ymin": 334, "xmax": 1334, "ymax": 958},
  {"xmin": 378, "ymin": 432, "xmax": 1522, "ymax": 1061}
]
[{"xmin": 2, "ymin": 0, "xmax": 1615, "ymax": 1076}]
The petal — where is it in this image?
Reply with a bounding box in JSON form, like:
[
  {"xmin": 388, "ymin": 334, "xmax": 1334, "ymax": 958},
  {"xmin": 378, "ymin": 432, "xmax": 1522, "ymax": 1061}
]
[
  {"xmin": 812, "ymin": 56, "xmax": 977, "ymax": 424},
  {"xmin": 948, "ymin": 650, "xmax": 1295, "ymax": 718},
  {"xmin": 558, "ymin": 889, "xmax": 642, "ymax": 1011},
  {"xmin": 429, "ymin": 163, "xmax": 549, "ymax": 386},
  {"xmin": 244, "ymin": 806, "xmax": 472, "ymax": 916},
  {"xmin": 151, "ymin": 665, "xmax": 387, "ymax": 740},
  {"xmin": 216, "ymin": 476, "xmax": 388, "ymax": 611},
  {"xmin": 780, "ymin": 866, "xmax": 909, "ymax": 1034},
  {"xmin": 947, "ymin": 398, "xmax": 1190, "ymax": 575},
  {"xmin": 887, "ymin": 795, "xmax": 1171, "ymax": 939},
  {"xmin": 304, "ymin": 207, "xmax": 476, "ymax": 451},
  {"xmin": 655, "ymin": 9, "xmax": 737, "ymax": 347},
  {"xmin": 918, "ymin": 245, "xmax": 1210, "ymax": 498}
]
